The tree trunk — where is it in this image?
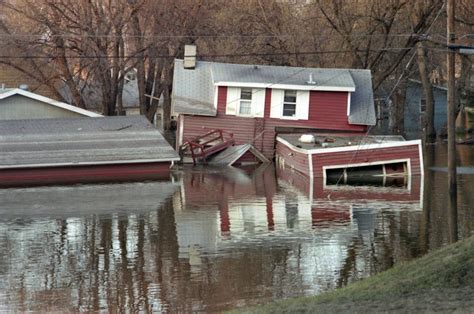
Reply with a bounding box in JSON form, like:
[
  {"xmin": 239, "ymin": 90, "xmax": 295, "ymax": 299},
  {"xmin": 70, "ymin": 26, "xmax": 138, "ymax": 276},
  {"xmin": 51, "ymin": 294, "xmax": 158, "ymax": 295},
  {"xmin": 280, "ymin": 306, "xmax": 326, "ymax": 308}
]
[
  {"xmin": 392, "ymin": 84, "xmax": 407, "ymax": 135},
  {"xmin": 456, "ymin": 55, "xmax": 473, "ymax": 132},
  {"xmin": 162, "ymin": 86, "xmax": 172, "ymax": 131},
  {"xmin": 416, "ymin": 42, "xmax": 436, "ymax": 142}
]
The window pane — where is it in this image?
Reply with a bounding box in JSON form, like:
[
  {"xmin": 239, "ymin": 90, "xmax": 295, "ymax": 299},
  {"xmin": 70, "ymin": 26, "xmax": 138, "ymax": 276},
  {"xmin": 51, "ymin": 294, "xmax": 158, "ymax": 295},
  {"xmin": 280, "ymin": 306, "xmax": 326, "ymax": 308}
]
[
  {"xmin": 284, "ymin": 90, "xmax": 296, "ymax": 103},
  {"xmin": 241, "ymin": 88, "xmax": 252, "ymax": 100},
  {"xmin": 283, "ymin": 103, "xmax": 296, "ymax": 117},
  {"xmin": 420, "ymin": 99, "xmax": 426, "ymax": 113},
  {"xmin": 239, "ymin": 100, "xmax": 252, "ymax": 115}
]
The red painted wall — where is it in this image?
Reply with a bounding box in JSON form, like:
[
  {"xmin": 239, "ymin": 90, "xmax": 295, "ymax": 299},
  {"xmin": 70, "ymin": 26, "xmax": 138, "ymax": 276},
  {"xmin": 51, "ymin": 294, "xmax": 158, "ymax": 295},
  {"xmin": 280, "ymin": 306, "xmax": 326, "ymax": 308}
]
[
  {"xmin": 0, "ymin": 162, "xmax": 172, "ymax": 187},
  {"xmin": 177, "ymin": 87, "xmax": 369, "ymax": 160},
  {"xmin": 275, "ymin": 142, "xmax": 310, "ymax": 175},
  {"xmin": 215, "ymin": 88, "xmax": 366, "ymax": 132},
  {"xmin": 309, "ymin": 91, "xmax": 359, "ymax": 131},
  {"xmin": 217, "ymin": 86, "xmax": 227, "ymax": 113}
]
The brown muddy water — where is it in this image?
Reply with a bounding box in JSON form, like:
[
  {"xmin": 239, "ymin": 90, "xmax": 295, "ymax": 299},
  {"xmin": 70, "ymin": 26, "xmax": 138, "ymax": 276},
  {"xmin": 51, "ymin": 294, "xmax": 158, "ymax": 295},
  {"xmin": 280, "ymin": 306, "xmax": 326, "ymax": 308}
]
[{"xmin": 0, "ymin": 144, "xmax": 473, "ymax": 312}]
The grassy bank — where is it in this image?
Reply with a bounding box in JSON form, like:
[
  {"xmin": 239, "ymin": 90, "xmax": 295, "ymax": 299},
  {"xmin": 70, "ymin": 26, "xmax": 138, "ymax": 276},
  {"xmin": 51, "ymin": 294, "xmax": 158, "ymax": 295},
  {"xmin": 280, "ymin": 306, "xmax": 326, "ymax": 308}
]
[{"xmin": 240, "ymin": 236, "xmax": 474, "ymax": 313}]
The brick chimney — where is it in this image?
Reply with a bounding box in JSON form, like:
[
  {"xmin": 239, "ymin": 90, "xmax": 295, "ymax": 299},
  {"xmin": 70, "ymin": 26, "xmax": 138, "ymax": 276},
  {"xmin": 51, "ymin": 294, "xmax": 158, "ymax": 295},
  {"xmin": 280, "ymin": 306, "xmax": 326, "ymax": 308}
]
[{"xmin": 183, "ymin": 45, "xmax": 196, "ymax": 69}]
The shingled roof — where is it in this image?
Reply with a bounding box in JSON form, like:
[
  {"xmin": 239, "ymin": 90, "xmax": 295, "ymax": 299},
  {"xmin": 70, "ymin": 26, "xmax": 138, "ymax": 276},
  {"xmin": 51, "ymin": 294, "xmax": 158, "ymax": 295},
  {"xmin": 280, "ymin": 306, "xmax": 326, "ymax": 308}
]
[
  {"xmin": 172, "ymin": 59, "xmax": 376, "ymax": 125},
  {"xmin": 0, "ymin": 116, "xmax": 179, "ymax": 169}
]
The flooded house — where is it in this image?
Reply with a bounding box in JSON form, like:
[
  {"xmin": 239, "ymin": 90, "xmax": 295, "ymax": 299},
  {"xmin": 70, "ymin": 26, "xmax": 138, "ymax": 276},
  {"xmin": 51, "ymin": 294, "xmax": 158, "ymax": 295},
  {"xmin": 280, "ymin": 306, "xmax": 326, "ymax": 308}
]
[
  {"xmin": 404, "ymin": 79, "xmax": 448, "ymax": 139},
  {"xmin": 172, "ymin": 46, "xmax": 423, "ymax": 182},
  {"xmin": 0, "ymin": 116, "xmax": 180, "ymax": 187}
]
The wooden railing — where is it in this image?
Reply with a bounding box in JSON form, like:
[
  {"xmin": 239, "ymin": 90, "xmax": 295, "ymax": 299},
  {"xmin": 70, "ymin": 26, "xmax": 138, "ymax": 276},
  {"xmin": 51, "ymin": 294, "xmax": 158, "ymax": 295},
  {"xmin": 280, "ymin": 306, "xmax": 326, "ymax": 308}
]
[{"xmin": 181, "ymin": 129, "xmax": 234, "ymax": 165}]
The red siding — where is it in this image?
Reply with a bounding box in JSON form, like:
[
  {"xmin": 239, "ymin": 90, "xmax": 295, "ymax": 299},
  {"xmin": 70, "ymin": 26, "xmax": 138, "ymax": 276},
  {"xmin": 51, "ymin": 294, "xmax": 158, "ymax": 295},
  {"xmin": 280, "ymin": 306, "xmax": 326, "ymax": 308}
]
[
  {"xmin": 217, "ymin": 86, "xmax": 227, "ymax": 113},
  {"xmin": 0, "ymin": 162, "xmax": 172, "ymax": 187},
  {"xmin": 214, "ymin": 88, "xmax": 366, "ymax": 132},
  {"xmin": 180, "ymin": 87, "xmax": 369, "ymax": 160},
  {"xmin": 312, "ymin": 144, "xmax": 422, "ymax": 178},
  {"xmin": 181, "ymin": 115, "xmax": 277, "ymax": 158},
  {"xmin": 275, "ymin": 142, "xmax": 310, "ymax": 175},
  {"xmin": 309, "ymin": 92, "xmax": 364, "ymax": 131},
  {"xmin": 264, "ymin": 88, "xmax": 272, "ymax": 118}
]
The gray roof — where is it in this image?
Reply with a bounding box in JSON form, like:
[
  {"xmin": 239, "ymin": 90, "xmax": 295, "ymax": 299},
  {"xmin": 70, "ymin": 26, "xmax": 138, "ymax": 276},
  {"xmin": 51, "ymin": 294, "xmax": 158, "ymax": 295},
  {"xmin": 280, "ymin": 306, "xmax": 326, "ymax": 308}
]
[
  {"xmin": 0, "ymin": 116, "xmax": 179, "ymax": 169},
  {"xmin": 172, "ymin": 59, "xmax": 215, "ymax": 116},
  {"xmin": 172, "ymin": 59, "xmax": 376, "ymax": 125},
  {"xmin": 211, "ymin": 62, "xmax": 355, "ymax": 88},
  {"xmin": 348, "ymin": 70, "xmax": 376, "ymax": 125},
  {"xmin": 0, "ymin": 181, "xmax": 179, "ymax": 218}
]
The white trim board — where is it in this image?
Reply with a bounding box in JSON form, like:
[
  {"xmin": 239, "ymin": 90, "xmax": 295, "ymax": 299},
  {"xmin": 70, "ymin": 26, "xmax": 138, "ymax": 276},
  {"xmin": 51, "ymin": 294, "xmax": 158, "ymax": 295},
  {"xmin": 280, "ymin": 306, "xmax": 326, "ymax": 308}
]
[
  {"xmin": 0, "ymin": 88, "xmax": 102, "ymax": 117},
  {"xmin": 214, "ymin": 82, "xmax": 355, "ymax": 92},
  {"xmin": 346, "ymin": 92, "xmax": 351, "ymax": 116},
  {"xmin": 276, "ymin": 136, "xmax": 423, "ymax": 155}
]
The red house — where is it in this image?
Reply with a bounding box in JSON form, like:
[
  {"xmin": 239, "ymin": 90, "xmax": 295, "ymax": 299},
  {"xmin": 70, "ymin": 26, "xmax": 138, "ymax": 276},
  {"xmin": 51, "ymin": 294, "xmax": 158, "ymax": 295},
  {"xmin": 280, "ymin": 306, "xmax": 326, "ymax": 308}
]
[{"xmin": 172, "ymin": 51, "xmax": 422, "ymax": 181}]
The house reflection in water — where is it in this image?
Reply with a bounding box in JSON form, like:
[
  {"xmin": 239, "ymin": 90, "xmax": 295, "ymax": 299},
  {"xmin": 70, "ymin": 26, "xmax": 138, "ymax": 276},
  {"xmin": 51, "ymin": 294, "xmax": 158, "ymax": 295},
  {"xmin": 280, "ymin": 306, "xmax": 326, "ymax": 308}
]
[
  {"xmin": 0, "ymin": 164, "xmax": 425, "ymax": 312},
  {"xmin": 172, "ymin": 164, "xmax": 424, "ymax": 301}
]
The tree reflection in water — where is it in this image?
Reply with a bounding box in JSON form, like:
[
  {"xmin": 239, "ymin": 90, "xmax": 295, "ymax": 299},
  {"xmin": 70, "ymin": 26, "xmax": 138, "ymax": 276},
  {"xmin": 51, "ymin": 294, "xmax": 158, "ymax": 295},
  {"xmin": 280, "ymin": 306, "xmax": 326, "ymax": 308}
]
[{"xmin": 0, "ymin": 145, "xmax": 473, "ymax": 312}]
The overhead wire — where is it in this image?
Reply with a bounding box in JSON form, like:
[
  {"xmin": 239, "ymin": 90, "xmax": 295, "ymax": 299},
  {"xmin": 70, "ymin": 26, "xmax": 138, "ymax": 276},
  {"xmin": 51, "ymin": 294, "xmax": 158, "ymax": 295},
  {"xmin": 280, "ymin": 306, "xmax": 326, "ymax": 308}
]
[{"xmin": 0, "ymin": 46, "xmax": 453, "ymax": 60}]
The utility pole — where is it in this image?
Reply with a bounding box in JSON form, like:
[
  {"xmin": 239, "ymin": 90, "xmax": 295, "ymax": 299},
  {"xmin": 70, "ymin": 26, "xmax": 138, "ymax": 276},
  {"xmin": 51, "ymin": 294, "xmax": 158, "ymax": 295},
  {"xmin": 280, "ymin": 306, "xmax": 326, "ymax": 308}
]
[{"xmin": 447, "ymin": 0, "xmax": 457, "ymax": 243}]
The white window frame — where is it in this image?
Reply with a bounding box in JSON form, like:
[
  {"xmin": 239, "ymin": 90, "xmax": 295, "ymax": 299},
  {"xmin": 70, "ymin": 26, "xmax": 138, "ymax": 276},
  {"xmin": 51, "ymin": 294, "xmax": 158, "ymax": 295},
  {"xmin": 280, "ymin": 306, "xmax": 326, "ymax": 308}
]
[
  {"xmin": 238, "ymin": 88, "xmax": 253, "ymax": 117},
  {"xmin": 281, "ymin": 90, "xmax": 297, "ymax": 119}
]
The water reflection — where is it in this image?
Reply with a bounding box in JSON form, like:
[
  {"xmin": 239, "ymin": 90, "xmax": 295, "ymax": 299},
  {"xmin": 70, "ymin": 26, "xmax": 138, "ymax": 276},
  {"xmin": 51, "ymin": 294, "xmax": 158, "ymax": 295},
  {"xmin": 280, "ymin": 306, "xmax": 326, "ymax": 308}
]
[{"xmin": 0, "ymin": 144, "xmax": 473, "ymax": 312}]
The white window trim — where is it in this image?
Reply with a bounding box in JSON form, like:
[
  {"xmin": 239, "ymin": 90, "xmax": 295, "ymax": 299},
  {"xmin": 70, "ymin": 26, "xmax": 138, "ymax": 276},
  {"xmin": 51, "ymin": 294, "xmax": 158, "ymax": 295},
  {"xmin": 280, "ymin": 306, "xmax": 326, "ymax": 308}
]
[
  {"xmin": 237, "ymin": 99, "xmax": 253, "ymax": 117},
  {"xmin": 215, "ymin": 82, "xmax": 355, "ymax": 92},
  {"xmin": 347, "ymin": 92, "xmax": 351, "ymax": 116},
  {"xmin": 282, "ymin": 90, "xmax": 297, "ymax": 119},
  {"xmin": 237, "ymin": 88, "xmax": 253, "ymax": 117}
]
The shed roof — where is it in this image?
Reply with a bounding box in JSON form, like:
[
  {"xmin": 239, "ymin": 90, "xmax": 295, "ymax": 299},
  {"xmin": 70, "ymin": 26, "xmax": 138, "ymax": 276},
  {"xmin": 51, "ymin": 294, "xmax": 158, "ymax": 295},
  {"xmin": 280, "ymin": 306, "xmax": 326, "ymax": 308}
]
[
  {"xmin": 172, "ymin": 59, "xmax": 376, "ymax": 125},
  {"xmin": 0, "ymin": 116, "xmax": 179, "ymax": 169},
  {"xmin": 0, "ymin": 88, "xmax": 102, "ymax": 117}
]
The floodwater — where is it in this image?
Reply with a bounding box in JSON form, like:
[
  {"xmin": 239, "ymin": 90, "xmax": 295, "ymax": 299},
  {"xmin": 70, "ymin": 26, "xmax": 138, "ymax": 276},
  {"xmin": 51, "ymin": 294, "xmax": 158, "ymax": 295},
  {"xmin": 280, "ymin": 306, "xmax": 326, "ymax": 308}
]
[{"xmin": 0, "ymin": 144, "xmax": 473, "ymax": 312}]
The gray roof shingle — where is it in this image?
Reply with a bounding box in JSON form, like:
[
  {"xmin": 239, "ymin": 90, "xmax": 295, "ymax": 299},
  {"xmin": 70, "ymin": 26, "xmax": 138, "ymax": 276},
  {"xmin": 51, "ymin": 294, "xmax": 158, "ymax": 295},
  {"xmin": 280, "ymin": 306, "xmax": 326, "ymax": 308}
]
[
  {"xmin": 211, "ymin": 62, "xmax": 355, "ymax": 89},
  {"xmin": 172, "ymin": 59, "xmax": 376, "ymax": 125},
  {"xmin": 172, "ymin": 59, "xmax": 216, "ymax": 116},
  {"xmin": 0, "ymin": 116, "xmax": 180, "ymax": 169}
]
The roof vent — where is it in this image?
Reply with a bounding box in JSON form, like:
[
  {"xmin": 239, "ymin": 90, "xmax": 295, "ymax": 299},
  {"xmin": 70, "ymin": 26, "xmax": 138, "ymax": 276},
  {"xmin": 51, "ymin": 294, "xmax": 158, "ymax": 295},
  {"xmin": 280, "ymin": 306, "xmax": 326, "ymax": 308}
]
[
  {"xmin": 183, "ymin": 45, "xmax": 196, "ymax": 69},
  {"xmin": 307, "ymin": 73, "xmax": 316, "ymax": 85},
  {"xmin": 19, "ymin": 84, "xmax": 29, "ymax": 91}
]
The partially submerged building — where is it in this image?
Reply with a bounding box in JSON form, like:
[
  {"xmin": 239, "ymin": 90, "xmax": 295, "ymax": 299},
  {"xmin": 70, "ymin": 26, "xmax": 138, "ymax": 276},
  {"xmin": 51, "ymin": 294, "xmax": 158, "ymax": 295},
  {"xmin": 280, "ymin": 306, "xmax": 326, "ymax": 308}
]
[
  {"xmin": 0, "ymin": 116, "xmax": 180, "ymax": 186},
  {"xmin": 172, "ymin": 58, "xmax": 376, "ymax": 160},
  {"xmin": 171, "ymin": 49, "xmax": 422, "ymax": 182}
]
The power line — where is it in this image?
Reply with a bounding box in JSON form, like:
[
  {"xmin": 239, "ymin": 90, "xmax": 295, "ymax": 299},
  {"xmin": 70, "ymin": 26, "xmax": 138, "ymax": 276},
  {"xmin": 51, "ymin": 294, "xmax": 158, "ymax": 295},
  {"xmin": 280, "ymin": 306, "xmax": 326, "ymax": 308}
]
[
  {"xmin": 0, "ymin": 32, "xmax": 464, "ymax": 39},
  {"xmin": 0, "ymin": 47, "xmax": 451, "ymax": 60}
]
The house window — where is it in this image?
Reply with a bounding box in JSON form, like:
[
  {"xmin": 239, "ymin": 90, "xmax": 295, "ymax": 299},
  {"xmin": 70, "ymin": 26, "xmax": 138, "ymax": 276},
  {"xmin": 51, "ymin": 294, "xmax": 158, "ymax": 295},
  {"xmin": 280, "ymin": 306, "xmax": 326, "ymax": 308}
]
[
  {"xmin": 239, "ymin": 88, "xmax": 252, "ymax": 115},
  {"xmin": 420, "ymin": 98, "xmax": 426, "ymax": 113},
  {"xmin": 283, "ymin": 90, "xmax": 297, "ymax": 117}
]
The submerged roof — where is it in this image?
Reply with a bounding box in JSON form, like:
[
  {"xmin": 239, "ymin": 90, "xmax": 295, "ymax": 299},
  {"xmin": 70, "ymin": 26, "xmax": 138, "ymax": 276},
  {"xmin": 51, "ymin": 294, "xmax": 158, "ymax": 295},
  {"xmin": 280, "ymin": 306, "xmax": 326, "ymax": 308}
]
[
  {"xmin": 172, "ymin": 59, "xmax": 376, "ymax": 125},
  {"xmin": 0, "ymin": 181, "xmax": 179, "ymax": 218},
  {"xmin": 0, "ymin": 116, "xmax": 179, "ymax": 169},
  {"xmin": 0, "ymin": 88, "xmax": 102, "ymax": 117}
]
